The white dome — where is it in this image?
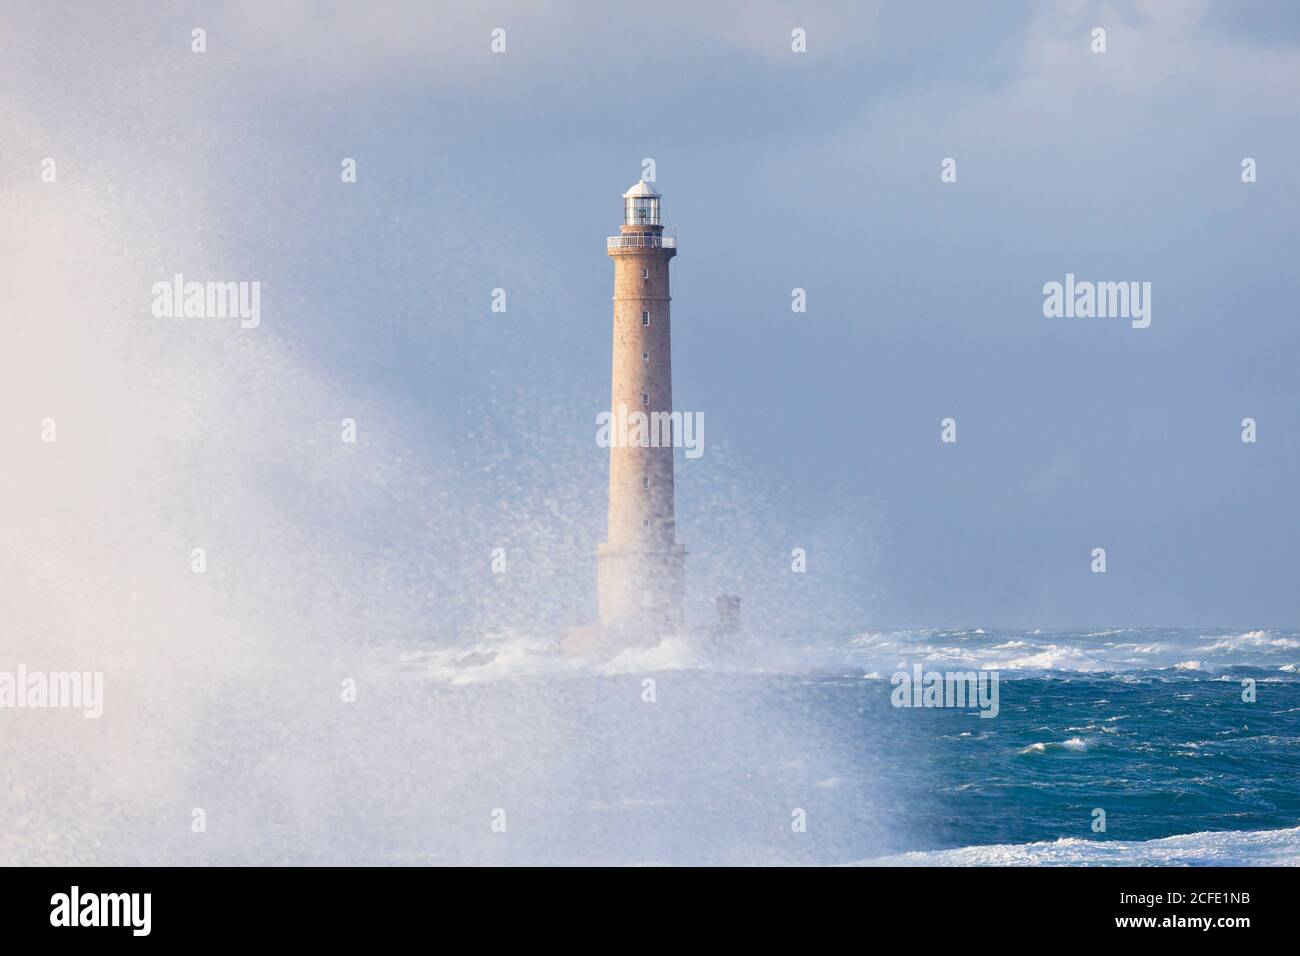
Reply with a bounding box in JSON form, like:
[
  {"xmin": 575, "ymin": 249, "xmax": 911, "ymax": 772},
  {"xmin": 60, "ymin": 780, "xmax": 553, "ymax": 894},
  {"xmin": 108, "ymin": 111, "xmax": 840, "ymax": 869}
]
[{"xmin": 623, "ymin": 180, "xmax": 662, "ymax": 199}]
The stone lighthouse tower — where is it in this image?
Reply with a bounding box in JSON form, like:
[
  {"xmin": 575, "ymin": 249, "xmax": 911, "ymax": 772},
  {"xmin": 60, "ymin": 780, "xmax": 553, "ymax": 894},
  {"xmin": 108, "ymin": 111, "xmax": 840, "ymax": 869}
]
[{"xmin": 597, "ymin": 180, "xmax": 686, "ymax": 638}]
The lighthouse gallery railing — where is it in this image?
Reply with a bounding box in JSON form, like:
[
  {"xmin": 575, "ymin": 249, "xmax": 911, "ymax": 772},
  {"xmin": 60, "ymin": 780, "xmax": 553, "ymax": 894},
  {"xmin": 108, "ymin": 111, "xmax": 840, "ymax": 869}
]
[{"xmin": 607, "ymin": 236, "xmax": 676, "ymax": 249}]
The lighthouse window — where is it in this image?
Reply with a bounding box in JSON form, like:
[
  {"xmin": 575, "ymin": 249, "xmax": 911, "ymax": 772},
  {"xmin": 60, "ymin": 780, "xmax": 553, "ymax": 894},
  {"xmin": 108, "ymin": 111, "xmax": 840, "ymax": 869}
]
[
  {"xmin": 642, "ymin": 352, "xmax": 649, "ymax": 366},
  {"xmin": 642, "ymin": 519, "xmax": 649, "ymax": 529},
  {"xmin": 641, "ymin": 393, "xmax": 649, "ymax": 406},
  {"xmin": 641, "ymin": 268, "xmax": 649, "ymax": 279},
  {"xmin": 641, "ymin": 311, "xmax": 649, "ymax": 326},
  {"xmin": 642, "ymin": 477, "xmax": 649, "ymax": 490}
]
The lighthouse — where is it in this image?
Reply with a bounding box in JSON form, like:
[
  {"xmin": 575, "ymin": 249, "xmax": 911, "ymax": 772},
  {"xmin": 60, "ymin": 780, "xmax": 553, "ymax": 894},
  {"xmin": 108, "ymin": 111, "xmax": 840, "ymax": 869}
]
[{"xmin": 597, "ymin": 180, "xmax": 686, "ymax": 638}]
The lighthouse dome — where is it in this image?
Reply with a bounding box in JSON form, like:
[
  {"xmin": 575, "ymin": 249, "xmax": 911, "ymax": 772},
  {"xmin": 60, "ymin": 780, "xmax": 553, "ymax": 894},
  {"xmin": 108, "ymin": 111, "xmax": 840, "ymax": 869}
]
[{"xmin": 623, "ymin": 179, "xmax": 661, "ymax": 199}]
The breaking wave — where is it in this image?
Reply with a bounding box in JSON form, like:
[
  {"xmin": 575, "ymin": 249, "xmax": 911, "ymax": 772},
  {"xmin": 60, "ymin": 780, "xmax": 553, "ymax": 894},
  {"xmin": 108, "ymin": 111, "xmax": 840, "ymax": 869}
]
[{"xmin": 856, "ymin": 826, "xmax": 1300, "ymax": 867}]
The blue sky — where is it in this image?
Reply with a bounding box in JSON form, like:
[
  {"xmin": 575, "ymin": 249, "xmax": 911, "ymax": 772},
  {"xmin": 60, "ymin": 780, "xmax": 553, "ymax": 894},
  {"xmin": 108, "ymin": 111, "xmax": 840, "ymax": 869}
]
[{"xmin": 4, "ymin": 0, "xmax": 1299, "ymax": 632}]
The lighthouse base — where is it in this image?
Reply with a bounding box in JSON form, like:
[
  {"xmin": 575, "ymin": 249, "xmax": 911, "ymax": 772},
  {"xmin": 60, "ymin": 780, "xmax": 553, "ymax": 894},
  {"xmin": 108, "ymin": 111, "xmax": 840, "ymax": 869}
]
[
  {"xmin": 558, "ymin": 622, "xmax": 648, "ymax": 657},
  {"xmin": 594, "ymin": 542, "xmax": 686, "ymax": 638}
]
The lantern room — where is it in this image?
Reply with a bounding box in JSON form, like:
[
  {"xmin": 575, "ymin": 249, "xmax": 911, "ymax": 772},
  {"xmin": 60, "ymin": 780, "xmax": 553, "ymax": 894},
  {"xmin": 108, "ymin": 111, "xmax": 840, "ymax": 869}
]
[{"xmin": 623, "ymin": 179, "xmax": 662, "ymax": 227}]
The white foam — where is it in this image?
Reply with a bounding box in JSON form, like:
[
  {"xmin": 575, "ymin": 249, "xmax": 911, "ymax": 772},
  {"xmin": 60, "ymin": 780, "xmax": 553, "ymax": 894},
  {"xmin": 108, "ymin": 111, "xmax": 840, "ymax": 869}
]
[
  {"xmin": 854, "ymin": 826, "xmax": 1300, "ymax": 866},
  {"xmin": 1203, "ymin": 631, "xmax": 1300, "ymax": 652},
  {"xmin": 1020, "ymin": 737, "xmax": 1088, "ymax": 755},
  {"xmin": 839, "ymin": 628, "xmax": 1300, "ymax": 678}
]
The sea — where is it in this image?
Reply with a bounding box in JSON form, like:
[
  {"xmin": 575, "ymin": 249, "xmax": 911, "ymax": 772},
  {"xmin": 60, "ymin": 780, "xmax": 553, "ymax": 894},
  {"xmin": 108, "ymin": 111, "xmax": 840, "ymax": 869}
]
[
  {"xmin": 3, "ymin": 627, "xmax": 1298, "ymax": 866},
  {"xmin": 374, "ymin": 625, "xmax": 1300, "ymax": 865}
]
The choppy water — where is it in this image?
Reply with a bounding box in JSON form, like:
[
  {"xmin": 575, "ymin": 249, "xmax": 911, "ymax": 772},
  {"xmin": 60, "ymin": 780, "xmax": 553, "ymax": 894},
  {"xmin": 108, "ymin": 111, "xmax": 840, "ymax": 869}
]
[
  {"xmin": 4, "ymin": 627, "xmax": 1297, "ymax": 865},
  {"xmin": 370, "ymin": 625, "xmax": 1300, "ymax": 864},
  {"xmin": 841, "ymin": 627, "xmax": 1300, "ymax": 857}
]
